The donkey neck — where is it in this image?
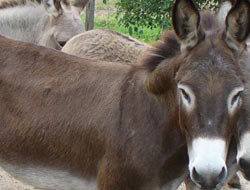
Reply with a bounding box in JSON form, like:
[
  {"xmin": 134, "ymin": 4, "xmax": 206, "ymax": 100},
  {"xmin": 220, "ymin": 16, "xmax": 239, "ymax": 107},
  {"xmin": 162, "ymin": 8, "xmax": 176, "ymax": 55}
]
[
  {"xmin": 122, "ymin": 68, "xmax": 188, "ymax": 186},
  {"xmin": 119, "ymin": 67, "xmax": 185, "ymax": 163},
  {"xmin": 0, "ymin": 4, "xmax": 50, "ymax": 44}
]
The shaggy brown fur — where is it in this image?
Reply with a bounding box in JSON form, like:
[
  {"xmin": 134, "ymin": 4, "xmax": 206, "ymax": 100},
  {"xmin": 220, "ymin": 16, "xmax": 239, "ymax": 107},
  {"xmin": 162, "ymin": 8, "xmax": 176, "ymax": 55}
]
[
  {"xmin": 0, "ymin": 0, "xmax": 249, "ymax": 189},
  {"xmin": 62, "ymin": 29, "xmax": 150, "ymax": 64}
]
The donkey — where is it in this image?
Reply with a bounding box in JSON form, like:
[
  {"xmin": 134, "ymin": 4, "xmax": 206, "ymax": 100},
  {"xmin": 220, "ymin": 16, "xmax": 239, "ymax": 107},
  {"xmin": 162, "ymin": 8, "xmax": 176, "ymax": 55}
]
[
  {"xmin": 0, "ymin": 0, "xmax": 249, "ymax": 189},
  {"xmin": 61, "ymin": 3, "xmax": 248, "ymax": 189},
  {"xmin": 216, "ymin": 0, "xmax": 250, "ymax": 184},
  {"xmin": 0, "ymin": 0, "xmax": 88, "ymax": 49},
  {"xmin": 62, "ymin": 29, "xmax": 150, "ymax": 64},
  {"xmin": 61, "ymin": 7, "xmax": 243, "ymax": 190},
  {"xmin": 163, "ymin": 1, "xmax": 250, "ymax": 188},
  {"xmin": 233, "ymin": 50, "xmax": 250, "ymax": 181}
]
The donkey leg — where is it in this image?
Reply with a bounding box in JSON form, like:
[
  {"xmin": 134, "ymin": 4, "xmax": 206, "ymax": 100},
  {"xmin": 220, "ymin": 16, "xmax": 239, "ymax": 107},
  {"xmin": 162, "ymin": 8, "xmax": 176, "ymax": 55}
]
[
  {"xmin": 97, "ymin": 157, "xmax": 159, "ymax": 190},
  {"xmin": 224, "ymin": 138, "xmax": 241, "ymax": 189},
  {"xmin": 225, "ymin": 158, "xmax": 241, "ymax": 189}
]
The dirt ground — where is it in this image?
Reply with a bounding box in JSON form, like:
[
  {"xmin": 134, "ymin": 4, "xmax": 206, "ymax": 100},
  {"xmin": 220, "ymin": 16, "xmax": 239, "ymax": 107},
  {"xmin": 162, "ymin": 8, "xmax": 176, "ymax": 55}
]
[
  {"xmin": 0, "ymin": 166, "xmax": 249, "ymax": 190},
  {"xmin": 0, "ymin": 167, "xmax": 34, "ymax": 190}
]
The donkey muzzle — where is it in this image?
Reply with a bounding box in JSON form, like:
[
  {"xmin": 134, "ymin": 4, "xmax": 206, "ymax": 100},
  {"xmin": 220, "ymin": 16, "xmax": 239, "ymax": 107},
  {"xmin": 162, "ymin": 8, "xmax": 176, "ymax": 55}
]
[{"xmin": 188, "ymin": 138, "xmax": 228, "ymax": 188}]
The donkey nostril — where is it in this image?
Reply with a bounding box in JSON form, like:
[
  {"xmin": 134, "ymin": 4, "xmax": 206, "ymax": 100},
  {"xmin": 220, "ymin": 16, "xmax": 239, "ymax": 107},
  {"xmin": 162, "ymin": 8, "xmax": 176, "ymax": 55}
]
[
  {"xmin": 216, "ymin": 167, "xmax": 226, "ymax": 183},
  {"xmin": 240, "ymin": 158, "xmax": 247, "ymax": 169},
  {"xmin": 239, "ymin": 158, "xmax": 250, "ymax": 180},
  {"xmin": 239, "ymin": 158, "xmax": 250, "ymax": 171},
  {"xmin": 192, "ymin": 167, "xmax": 203, "ymax": 184}
]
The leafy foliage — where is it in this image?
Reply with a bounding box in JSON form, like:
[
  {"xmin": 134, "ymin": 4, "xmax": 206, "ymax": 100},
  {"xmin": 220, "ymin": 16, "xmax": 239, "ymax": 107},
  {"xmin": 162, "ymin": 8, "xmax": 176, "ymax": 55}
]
[{"xmin": 115, "ymin": 0, "xmax": 223, "ymax": 35}]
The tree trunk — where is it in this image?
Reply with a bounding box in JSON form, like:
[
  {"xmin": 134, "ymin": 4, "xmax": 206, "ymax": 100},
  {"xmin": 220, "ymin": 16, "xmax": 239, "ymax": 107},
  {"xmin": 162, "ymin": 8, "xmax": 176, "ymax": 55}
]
[{"xmin": 85, "ymin": 0, "xmax": 95, "ymax": 31}]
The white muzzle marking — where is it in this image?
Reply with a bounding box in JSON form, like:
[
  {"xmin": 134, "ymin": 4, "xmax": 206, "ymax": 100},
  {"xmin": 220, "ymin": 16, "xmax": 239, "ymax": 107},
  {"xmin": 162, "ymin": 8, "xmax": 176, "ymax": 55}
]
[{"xmin": 188, "ymin": 138, "xmax": 227, "ymax": 185}]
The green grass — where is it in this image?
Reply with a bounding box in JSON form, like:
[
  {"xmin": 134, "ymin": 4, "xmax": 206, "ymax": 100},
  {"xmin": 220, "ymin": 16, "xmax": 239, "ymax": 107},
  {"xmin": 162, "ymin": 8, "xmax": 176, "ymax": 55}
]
[{"xmin": 81, "ymin": 14, "xmax": 162, "ymax": 44}]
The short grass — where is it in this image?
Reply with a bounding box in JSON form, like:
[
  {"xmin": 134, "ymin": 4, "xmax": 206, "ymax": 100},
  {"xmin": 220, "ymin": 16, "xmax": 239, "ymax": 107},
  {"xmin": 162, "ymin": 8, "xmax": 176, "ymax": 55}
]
[{"xmin": 81, "ymin": 14, "xmax": 162, "ymax": 44}]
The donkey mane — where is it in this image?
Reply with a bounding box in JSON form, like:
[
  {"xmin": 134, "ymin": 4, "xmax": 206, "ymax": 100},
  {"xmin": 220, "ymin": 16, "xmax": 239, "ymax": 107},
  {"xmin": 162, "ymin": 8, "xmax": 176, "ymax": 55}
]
[
  {"xmin": 0, "ymin": 0, "xmax": 69, "ymax": 9},
  {"xmin": 142, "ymin": 10, "xmax": 221, "ymax": 72}
]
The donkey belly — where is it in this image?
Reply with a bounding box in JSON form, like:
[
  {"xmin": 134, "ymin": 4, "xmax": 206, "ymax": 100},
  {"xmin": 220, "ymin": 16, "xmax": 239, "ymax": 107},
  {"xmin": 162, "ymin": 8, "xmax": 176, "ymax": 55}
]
[{"xmin": 0, "ymin": 161, "xmax": 97, "ymax": 190}]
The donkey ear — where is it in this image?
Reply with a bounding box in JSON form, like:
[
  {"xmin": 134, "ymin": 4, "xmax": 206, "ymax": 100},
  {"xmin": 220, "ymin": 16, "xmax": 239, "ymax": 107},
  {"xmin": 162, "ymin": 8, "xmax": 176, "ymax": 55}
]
[
  {"xmin": 173, "ymin": 0, "xmax": 200, "ymax": 50},
  {"xmin": 217, "ymin": 1, "xmax": 233, "ymax": 25},
  {"xmin": 42, "ymin": 0, "xmax": 63, "ymax": 17},
  {"xmin": 225, "ymin": 0, "xmax": 250, "ymax": 51}
]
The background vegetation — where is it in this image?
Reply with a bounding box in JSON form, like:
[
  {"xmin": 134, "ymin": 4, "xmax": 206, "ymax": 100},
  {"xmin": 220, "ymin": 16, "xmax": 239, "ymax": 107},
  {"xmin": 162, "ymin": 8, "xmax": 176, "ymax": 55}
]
[{"xmin": 84, "ymin": 0, "xmax": 223, "ymax": 43}]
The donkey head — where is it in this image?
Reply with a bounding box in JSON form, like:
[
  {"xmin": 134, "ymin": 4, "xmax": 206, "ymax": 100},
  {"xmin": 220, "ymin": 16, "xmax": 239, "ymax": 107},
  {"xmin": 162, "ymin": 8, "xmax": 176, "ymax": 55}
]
[
  {"xmin": 146, "ymin": 0, "xmax": 250, "ymax": 188},
  {"xmin": 41, "ymin": 0, "xmax": 86, "ymax": 49},
  {"xmin": 236, "ymin": 78, "xmax": 250, "ymax": 180},
  {"xmin": 236, "ymin": 50, "xmax": 250, "ymax": 181},
  {"xmin": 175, "ymin": 0, "xmax": 250, "ymax": 188},
  {"xmin": 216, "ymin": 0, "xmax": 250, "ymax": 182}
]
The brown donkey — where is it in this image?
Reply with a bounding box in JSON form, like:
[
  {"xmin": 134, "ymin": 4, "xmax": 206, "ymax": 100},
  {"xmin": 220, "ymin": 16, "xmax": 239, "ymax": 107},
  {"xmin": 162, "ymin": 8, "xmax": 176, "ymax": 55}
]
[
  {"xmin": 62, "ymin": 29, "xmax": 150, "ymax": 64},
  {"xmin": 216, "ymin": 0, "xmax": 250, "ymax": 185},
  {"xmin": 159, "ymin": 1, "xmax": 250, "ymax": 188},
  {"xmin": 0, "ymin": 0, "xmax": 249, "ymax": 189},
  {"xmin": 234, "ymin": 50, "xmax": 250, "ymax": 181}
]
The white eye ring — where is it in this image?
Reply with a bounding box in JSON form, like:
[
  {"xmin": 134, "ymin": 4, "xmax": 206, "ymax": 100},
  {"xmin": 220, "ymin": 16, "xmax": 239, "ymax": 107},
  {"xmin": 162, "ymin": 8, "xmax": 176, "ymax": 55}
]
[
  {"xmin": 228, "ymin": 86, "xmax": 244, "ymax": 115},
  {"xmin": 178, "ymin": 84, "xmax": 195, "ymax": 111}
]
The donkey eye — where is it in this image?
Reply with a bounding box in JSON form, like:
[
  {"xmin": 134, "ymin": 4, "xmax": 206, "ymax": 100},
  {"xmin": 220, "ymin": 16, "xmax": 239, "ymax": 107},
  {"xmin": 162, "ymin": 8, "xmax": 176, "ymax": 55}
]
[
  {"xmin": 231, "ymin": 91, "xmax": 242, "ymax": 106},
  {"xmin": 178, "ymin": 84, "xmax": 195, "ymax": 110},
  {"xmin": 228, "ymin": 86, "xmax": 244, "ymax": 115},
  {"xmin": 181, "ymin": 89, "xmax": 191, "ymax": 103}
]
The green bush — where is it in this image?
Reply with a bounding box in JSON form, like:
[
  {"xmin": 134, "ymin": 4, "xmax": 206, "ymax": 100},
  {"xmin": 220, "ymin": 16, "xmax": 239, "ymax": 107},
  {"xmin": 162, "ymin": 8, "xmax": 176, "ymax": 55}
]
[{"xmin": 115, "ymin": 0, "xmax": 222, "ymax": 35}]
